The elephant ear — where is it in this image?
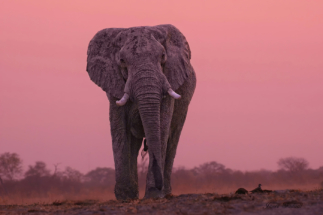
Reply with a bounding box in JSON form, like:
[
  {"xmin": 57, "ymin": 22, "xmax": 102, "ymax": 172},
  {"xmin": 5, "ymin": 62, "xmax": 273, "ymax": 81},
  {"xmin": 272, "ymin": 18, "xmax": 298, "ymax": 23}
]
[
  {"xmin": 86, "ymin": 28, "xmax": 126, "ymax": 100},
  {"xmin": 150, "ymin": 24, "xmax": 193, "ymax": 91}
]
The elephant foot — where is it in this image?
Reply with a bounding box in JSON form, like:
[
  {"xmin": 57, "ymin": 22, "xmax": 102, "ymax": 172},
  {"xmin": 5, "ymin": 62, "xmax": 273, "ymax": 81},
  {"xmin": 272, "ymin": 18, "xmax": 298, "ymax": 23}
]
[
  {"xmin": 163, "ymin": 184, "xmax": 172, "ymax": 196},
  {"xmin": 144, "ymin": 187, "xmax": 165, "ymax": 199},
  {"xmin": 163, "ymin": 189, "xmax": 172, "ymax": 197},
  {"xmin": 114, "ymin": 184, "xmax": 139, "ymax": 200}
]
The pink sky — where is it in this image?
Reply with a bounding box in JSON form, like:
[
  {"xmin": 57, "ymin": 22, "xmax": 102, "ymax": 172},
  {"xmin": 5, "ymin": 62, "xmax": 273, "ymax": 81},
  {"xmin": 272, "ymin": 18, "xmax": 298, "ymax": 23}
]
[{"xmin": 1, "ymin": 1, "xmax": 322, "ymax": 173}]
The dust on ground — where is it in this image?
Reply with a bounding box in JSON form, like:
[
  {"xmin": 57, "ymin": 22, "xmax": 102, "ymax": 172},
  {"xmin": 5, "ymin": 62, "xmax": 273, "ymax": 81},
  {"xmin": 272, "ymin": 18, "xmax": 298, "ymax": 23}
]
[{"xmin": 1, "ymin": 189, "xmax": 322, "ymax": 214}]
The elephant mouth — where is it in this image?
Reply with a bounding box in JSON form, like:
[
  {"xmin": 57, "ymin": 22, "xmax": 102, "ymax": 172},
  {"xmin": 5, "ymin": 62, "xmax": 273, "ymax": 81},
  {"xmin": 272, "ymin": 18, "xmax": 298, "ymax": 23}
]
[
  {"xmin": 116, "ymin": 63, "xmax": 182, "ymax": 106},
  {"xmin": 116, "ymin": 88, "xmax": 181, "ymax": 106}
]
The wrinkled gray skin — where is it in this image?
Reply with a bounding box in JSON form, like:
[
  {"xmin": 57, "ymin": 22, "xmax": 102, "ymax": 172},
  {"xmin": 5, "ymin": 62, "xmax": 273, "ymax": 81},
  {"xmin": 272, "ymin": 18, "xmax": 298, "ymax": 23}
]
[{"xmin": 86, "ymin": 24, "xmax": 196, "ymax": 200}]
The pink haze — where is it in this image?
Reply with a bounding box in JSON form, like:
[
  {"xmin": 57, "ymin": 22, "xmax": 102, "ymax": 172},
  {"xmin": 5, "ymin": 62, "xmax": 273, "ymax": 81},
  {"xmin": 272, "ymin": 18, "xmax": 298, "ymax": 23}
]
[{"xmin": 0, "ymin": 1, "xmax": 322, "ymax": 173}]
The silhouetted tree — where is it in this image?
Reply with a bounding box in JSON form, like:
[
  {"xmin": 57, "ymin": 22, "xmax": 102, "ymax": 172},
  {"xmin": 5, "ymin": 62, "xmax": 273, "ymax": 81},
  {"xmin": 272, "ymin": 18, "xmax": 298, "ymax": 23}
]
[
  {"xmin": 193, "ymin": 161, "xmax": 226, "ymax": 175},
  {"xmin": 84, "ymin": 167, "xmax": 115, "ymax": 186},
  {"xmin": 63, "ymin": 167, "xmax": 83, "ymax": 182},
  {"xmin": 317, "ymin": 166, "xmax": 323, "ymax": 172},
  {"xmin": 0, "ymin": 152, "xmax": 23, "ymax": 180},
  {"xmin": 172, "ymin": 166, "xmax": 196, "ymax": 189},
  {"xmin": 1, "ymin": 152, "xmax": 323, "ymax": 202},
  {"xmin": 25, "ymin": 161, "xmax": 50, "ymax": 177},
  {"xmin": 277, "ymin": 157, "xmax": 309, "ymax": 173},
  {"xmin": 192, "ymin": 161, "xmax": 227, "ymax": 186},
  {"xmin": 52, "ymin": 163, "xmax": 61, "ymax": 177}
]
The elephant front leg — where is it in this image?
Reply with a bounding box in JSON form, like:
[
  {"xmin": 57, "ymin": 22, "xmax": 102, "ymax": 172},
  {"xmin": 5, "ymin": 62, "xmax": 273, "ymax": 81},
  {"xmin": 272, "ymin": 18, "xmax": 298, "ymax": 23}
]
[
  {"xmin": 163, "ymin": 72, "xmax": 196, "ymax": 195},
  {"xmin": 109, "ymin": 101, "xmax": 141, "ymax": 200},
  {"xmin": 163, "ymin": 106, "xmax": 189, "ymax": 196}
]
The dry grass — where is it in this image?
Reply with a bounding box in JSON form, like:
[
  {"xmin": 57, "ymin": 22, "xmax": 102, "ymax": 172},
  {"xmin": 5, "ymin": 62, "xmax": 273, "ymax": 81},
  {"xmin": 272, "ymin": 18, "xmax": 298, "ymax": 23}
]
[
  {"xmin": 1, "ymin": 183, "xmax": 320, "ymax": 205},
  {"xmin": 0, "ymin": 188, "xmax": 322, "ymax": 214},
  {"xmin": 0, "ymin": 190, "xmax": 115, "ymax": 205}
]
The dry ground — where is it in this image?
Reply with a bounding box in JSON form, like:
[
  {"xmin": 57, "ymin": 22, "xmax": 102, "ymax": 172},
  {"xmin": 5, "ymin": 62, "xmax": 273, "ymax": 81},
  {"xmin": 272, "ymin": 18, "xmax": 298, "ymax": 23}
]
[{"xmin": 1, "ymin": 189, "xmax": 323, "ymax": 214}]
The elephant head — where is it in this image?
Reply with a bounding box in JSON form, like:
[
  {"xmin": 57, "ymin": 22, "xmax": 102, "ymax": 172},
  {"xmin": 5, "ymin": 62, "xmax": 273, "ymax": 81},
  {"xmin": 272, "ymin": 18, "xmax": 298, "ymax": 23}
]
[{"xmin": 86, "ymin": 24, "xmax": 193, "ymax": 192}]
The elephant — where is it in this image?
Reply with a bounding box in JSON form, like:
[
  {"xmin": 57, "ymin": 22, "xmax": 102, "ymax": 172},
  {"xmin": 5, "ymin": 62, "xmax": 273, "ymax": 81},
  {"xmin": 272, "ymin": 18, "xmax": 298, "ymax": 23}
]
[{"xmin": 86, "ymin": 24, "xmax": 196, "ymax": 200}]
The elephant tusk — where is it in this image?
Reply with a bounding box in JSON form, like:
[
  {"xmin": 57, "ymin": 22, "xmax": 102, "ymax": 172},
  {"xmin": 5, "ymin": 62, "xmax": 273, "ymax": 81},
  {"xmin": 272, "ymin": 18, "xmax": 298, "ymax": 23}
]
[
  {"xmin": 168, "ymin": 89, "xmax": 181, "ymax": 99},
  {"xmin": 116, "ymin": 93, "xmax": 129, "ymax": 106}
]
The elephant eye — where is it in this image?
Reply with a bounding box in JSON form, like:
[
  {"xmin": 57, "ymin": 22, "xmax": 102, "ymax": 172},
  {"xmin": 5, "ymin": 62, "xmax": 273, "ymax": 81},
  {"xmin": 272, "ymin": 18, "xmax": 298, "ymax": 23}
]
[{"xmin": 120, "ymin": 59, "xmax": 125, "ymax": 64}]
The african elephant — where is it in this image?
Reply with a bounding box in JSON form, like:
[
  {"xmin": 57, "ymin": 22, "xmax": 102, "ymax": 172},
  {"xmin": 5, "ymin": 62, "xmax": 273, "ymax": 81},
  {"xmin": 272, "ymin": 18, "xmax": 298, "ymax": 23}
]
[{"xmin": 86, "ymin": 24, "xmax": 196, "ymax": 200}]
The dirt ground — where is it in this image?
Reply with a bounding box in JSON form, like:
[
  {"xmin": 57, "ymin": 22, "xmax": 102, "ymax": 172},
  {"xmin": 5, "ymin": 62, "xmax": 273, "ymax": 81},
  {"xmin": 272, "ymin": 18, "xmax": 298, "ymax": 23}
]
[{"xmin": 1, "ymin": 189, "xmax": 322, "ymax": 215}]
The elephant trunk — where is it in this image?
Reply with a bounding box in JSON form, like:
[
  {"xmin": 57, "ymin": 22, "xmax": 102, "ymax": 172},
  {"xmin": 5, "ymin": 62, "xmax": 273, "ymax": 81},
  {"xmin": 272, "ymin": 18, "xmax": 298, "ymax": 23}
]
[
  {"xmin": 134, "ymin": 71, "xmax": 163, "ymax": 190},
  {"xmin": 138, "ymin": 96, "xmax": 163, "ymax": 190}
]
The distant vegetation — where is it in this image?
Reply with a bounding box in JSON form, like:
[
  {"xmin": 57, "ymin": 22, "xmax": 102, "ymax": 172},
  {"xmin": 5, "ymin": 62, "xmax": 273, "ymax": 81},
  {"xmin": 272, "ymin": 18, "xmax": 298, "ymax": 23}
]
[{"xmin": 0, "ymin": 152, "xmax": 322, "ymax": 204}]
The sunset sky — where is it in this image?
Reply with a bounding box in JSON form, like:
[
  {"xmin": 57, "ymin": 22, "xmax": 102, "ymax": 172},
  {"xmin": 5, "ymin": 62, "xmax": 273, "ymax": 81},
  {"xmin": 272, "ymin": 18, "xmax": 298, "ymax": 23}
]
[{"xmin": 1, "ymin": 1, "xmax": 322, "ymax": 174}]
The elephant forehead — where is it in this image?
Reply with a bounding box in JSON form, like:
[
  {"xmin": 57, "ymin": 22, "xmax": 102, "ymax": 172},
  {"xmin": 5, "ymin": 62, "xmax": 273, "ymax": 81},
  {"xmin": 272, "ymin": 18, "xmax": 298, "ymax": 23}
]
[
  {"xmin": 127, "ymin": 26, "xmax": 150, "ymax": 35},
  {"xmin": 117, "ymin": 27, "xmax": 149, "ymax": 43},
  {"xmin": 121, "ymin": 36, "xmax": 162, "ymax": 58}
]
